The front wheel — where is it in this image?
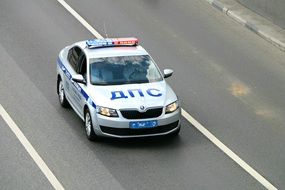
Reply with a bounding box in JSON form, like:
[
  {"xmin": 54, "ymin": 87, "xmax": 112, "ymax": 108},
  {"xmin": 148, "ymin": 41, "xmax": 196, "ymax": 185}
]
[{"xmin": 85, "ymin": 109, "xmax": 98, "ymax": 141}]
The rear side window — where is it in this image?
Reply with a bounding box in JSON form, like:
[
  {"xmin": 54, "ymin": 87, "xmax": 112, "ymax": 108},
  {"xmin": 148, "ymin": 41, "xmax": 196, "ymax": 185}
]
[
  {"xmin": 77, "ymin": 54, "xmax": 87, "ymax": 76},
  {"xmin": 67, "ymin": 46, "xmax": 82, "ymax": 71}
]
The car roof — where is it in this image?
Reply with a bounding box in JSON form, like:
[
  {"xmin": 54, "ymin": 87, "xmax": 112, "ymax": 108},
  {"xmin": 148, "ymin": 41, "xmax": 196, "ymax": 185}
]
[{"xmin": 75, "ymin": 40, "xmax": 149, "ymax": 59}]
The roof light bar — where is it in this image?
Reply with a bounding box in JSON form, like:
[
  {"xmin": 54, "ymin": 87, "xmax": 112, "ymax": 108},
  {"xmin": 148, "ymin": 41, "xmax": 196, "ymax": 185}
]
[{"xmin": 86, "ymin": 38, "xmax": 138, "ymax": 48}]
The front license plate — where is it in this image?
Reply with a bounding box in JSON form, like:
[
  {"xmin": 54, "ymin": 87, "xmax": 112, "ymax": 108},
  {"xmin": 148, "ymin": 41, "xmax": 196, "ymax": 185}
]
[{"xmin": 129, "ymin": 120, "xmax": 158, "ymax": 129}]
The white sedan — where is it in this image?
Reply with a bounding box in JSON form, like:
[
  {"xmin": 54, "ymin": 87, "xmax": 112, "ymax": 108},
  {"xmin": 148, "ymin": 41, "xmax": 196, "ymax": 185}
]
[{"xmin": 56, "ymin": 38, "xmax": 181, "ymax": 141}]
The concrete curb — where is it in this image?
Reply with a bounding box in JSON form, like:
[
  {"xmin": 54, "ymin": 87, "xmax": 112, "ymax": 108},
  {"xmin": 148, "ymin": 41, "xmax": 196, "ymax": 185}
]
[{"xmin": 206, "ymin": 0, "xmax": 285, "ymax": 51}]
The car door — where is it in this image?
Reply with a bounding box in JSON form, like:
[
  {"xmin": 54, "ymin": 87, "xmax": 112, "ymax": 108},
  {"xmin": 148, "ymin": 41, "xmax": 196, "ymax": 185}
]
[
  {"xmin": 72, "ymin": 53, "xmax": 88, "ymax": 116},
  {"xmin": 66, "ymin": 46, "xmax": 82, "ymax": 112}
]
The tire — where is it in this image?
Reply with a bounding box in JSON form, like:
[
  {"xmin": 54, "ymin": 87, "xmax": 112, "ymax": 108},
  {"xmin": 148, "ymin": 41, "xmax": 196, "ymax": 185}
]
[
  {"xmin": 58, "ymin": 78, "xmax": 70, "ymax": 108},
  {"xmin": 84, "ymin": 109, "xmax": 98, "ymax": 141}
]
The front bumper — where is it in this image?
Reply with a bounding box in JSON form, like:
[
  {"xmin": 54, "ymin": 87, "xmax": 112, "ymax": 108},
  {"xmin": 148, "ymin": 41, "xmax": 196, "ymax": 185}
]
[{"xmin": 93, "ymin": 108, "xmax": 181, "ymax": 138}]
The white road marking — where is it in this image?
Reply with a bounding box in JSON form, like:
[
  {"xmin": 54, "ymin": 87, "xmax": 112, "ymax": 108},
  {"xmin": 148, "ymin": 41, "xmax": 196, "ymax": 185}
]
[
  {"xmin": 59, "ymin": 1, "xmax": 276, "ymax": 189},
  {"xmin": 57, "ymin": 0, "xmax": 103, "ymax": 39},
  {"xmin": 182, "ymin": 109, "xmax": 277, "ymax": 190},
  {"xmin": 0, "ymin": 104, "xmax": 65, "ymax": 190}
]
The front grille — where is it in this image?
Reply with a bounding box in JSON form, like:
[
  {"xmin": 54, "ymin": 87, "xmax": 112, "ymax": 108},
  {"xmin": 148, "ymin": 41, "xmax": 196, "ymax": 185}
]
[
  {"xmin": 120, "ymin": 108, "xmax": 163, "ymax": 119},
  {"xmin": 100, "ymin": 121, "xmax": 179, "ymax": 136}
]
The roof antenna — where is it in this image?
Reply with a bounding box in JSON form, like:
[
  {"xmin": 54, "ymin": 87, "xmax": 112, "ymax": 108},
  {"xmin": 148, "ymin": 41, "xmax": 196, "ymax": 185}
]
[{"xmin": 103, "ymin": 22, "xmax": 109, "ymax": 38}]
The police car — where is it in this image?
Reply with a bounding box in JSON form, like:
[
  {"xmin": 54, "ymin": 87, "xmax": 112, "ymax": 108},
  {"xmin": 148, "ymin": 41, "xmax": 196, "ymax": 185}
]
[{"xmin": 57, "ymin": 38, "xmax": 181, "ymax": 140}]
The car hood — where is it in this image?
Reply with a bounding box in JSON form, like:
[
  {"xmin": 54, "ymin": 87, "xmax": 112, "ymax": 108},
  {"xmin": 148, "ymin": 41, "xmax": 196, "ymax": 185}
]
[{"xmin": 89, "ymin": 81, "xmax": 177, "ymax": 110}]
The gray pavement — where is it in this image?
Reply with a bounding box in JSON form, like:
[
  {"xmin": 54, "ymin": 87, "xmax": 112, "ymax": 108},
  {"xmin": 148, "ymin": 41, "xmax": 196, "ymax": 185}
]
[{"xmin": 1, "ymin": 0, "xmax": 285, "ymax": 189}]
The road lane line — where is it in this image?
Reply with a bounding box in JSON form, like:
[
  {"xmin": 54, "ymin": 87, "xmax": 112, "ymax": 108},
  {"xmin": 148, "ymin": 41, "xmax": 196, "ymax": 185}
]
[
  {"xmin": 57, "ymin": 0, "xmax": 103, "ymax": 38},
  {"xmin": 0, "ymin": 104, "xmax": 65, "ymax": 190},
  {"xmin": 56, "ymin": 1, "xmax": 278, "ymax": 189},
  {"xmin": 182, "ymin": 109, "xmax": 277, "ymax": 190}
]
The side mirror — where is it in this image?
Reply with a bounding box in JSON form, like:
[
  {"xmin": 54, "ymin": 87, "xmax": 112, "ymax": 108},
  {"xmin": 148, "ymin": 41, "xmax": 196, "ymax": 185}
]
[
  {"xmin": 163, "ymin": 69, "xmax": 173, "ymax": 78},
  {"xmin": 72, "ymin": 74, "xmax": 86, "ymax": 84}
]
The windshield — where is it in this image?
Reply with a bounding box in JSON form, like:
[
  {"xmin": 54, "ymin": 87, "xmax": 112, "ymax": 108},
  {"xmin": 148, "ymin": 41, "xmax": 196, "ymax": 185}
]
[{"xmin": 90, "ymin": 55, "xmax": 163, "ymax": 85}]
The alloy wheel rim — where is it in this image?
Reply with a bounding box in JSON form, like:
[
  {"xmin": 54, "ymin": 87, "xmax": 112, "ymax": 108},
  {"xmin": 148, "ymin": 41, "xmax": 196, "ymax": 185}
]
[
  {"xmin": 85, "ymin": 113, "xmax": 91, "ymax": 136},
  {"xmin": 59, "ymin": 82, "xmax": 64, "ymax": 103}
]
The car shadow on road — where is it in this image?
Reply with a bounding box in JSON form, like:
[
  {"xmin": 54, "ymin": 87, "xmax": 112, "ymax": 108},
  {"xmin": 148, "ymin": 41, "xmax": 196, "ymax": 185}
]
[
  {"xmin": 95, "ymin": 134, "xmax": 182, "ymax": 149},
  {"xmin": 90, "ymin": 117, "xmax": 198, "ymax": 150}
]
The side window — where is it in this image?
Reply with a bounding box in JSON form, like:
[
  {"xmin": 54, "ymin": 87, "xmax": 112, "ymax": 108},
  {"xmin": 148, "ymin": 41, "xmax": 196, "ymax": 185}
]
[
  {"xmin": 77, "ymin": 54, "xmax": 87, "ymax": 78},
  {"xmin": 67, "ymin": 46, "xmax": 82, "ymax": 71}
]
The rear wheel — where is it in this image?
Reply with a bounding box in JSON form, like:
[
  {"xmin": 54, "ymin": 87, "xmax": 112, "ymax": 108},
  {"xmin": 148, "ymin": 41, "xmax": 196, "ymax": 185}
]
[
  {"xmin": 85, "ymin": 109, "xmax": 98, "ymax": 141},
  {"xmin": 58, "ymin": 78, "xmax": 69, "ymax": 108}
]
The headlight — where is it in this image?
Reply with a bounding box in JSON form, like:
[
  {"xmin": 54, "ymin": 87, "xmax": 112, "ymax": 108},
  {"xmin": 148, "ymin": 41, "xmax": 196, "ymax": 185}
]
[
  {"xmin": 165, "ymin": 101, "xmax": 179, "ymax": 114},
  {"xmin": 97, "ymin": 106, "xmax": 118, "ymax": 117}
]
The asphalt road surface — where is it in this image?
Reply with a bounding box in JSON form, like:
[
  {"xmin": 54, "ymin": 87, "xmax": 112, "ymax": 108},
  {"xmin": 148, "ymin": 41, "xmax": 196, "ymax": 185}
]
[{"xmin": 1, "ymin": 0, "xmax": 285, "ymax": 189}]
